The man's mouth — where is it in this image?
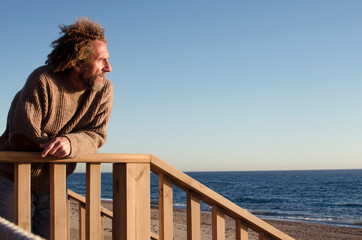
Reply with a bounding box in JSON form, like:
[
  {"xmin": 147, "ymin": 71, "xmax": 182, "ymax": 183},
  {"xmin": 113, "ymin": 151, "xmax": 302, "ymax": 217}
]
[{"xmin": 98, "ymin": 74, "xmax": 106, "ymax": 80}]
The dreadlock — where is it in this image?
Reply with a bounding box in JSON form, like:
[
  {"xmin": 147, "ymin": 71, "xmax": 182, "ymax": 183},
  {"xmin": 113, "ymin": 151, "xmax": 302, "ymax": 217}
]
[{"xmin": 46, "ymin": 17, "xmax": 106, "ymax": 73}]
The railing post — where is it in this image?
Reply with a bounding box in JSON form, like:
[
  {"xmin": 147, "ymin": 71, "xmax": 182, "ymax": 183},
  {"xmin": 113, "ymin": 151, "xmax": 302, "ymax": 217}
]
[
  {"xmin": 14, "ymin": 163, "xmax": 31, "ymax": 232},
  {"xmin": 159, "ymin": 173, "xmax": 173, "ymax": 240},
  {"xmin": 67, "ymin": 197, "xmax": 70, "ymax": 240},
  {"xmin": 212, "ymin": 205, "xmax": 225, "ymax": 240},
  {"xmin": 236, "ymin": 219, "xmax": 248, "ymax": 240},
  {"xmin": 86, "ymin": 163, "xmax": 101, "ymax": 240},
  {"xmin": 100, "ymin": 215, "xmax": 104, "ymax": 240},
  {"xmin": 50, "ymin": 163, "xmax": 67, "ymax": 240},
  {"xmin": 113, "ymin": 163, "xmax": 150, "ymax": 240},
  {"xmin": 79, "ymin": 203, "xmax": 86, "ymax": 240},
  {"xmin": 187, "ymin": 190, "xmax": 200, "ymax": 240},
  {"xmin": 259, "ymin": 232, "xmax": 265, "ymax": 240}
]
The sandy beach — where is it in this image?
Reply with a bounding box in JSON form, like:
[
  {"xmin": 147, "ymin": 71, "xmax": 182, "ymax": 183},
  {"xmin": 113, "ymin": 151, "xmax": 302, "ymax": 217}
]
[{"xmin": 68, "ymin": 200, "xmax": 362, "ymax": 240}]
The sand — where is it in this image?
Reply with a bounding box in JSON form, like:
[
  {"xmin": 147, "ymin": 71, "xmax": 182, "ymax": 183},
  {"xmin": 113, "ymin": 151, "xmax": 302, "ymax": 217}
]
[{"xmin": 69, "ymin": 200, "xmax": 362, "ymax": 240}]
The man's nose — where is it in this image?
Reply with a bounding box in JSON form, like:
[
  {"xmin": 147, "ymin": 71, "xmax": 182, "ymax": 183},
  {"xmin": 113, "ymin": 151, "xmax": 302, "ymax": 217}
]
[{"xmin": 103, "ymin": 60, "xmax": 112, "ymax": 72}]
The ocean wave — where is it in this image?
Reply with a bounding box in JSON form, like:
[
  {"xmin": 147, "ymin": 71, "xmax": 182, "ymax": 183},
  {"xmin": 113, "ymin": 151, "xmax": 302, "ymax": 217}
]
[
  {"xmin": 101, "ymin": 198, "xmax": 113, "ymax": 202},
  {"xmin": 173, "ymin": 203, "xmax": 187, "ymax": 209},
  {"xmin": 339, "ymin": 203, "xmax": 362, "ymax": 208},
  {"xmin": 235, "ymin": 197, "xmax": 284, "ymax": 204},
  {"xmin": 250, "ymin": 211, "xmax": 362, "ymax": 228}
]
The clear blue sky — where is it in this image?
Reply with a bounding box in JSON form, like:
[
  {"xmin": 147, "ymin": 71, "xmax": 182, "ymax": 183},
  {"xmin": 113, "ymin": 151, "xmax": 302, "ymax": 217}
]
[{"xmin": 1, "ymin": 1, "xmax": 362, "ymax": 172}]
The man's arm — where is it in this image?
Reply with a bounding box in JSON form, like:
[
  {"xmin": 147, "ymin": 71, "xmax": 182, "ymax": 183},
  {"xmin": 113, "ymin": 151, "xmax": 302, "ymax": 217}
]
[{"xmin": 8, "ymin": 69, "xmax": 48, "ymax": 153}]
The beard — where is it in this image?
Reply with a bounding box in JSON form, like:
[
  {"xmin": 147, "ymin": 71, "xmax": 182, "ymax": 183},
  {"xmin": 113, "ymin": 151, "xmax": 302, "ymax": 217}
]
[{"xmin": 79, "ymin": 67, "xmax": 105, "ymax": 91}]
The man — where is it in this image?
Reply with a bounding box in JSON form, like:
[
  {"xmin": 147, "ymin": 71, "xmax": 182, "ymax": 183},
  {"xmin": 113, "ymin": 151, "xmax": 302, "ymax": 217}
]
[{"xmin": 0, "ymin": 17, "xmax": 113, "ymax": 239}]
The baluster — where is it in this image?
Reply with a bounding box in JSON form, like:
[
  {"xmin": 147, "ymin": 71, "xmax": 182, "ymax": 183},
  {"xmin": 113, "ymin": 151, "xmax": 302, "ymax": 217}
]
[
  {"xmin": 100, "ymin": 214, "xmax": 104, "ymax": 240},
  {"xmin": 79, "ymin": 202, "xmax": 86, "ymax": 240},
  {"xmin": 259, "ymin": 232, "xmax": 265, "ymax": 240},
  {"xmin": 86, "ymin": 163, "xmax": 101, "ymax": 240},
  {"xmin": 67, "ymin": 197, "xmax": 70, "ymax": 240},
  {"xmin": 14, "ymin": 163, "xmax": 31, "ymax": 232},
  {"xmin": 50, "ymin": 163, "xmax": 67, "ymax": 240},
  {"xmin": 212, "ymin": 205, "xmax": 225, "ymax": 240},
  {"xmin": 187, "ymin": 190, "xmax": 200, "ymax": 240},
  {"xmin": 159, "ymin": 173, "xmax": 173, "ymax": 240},
  {"xmin": 113, "ymin": 163, "xmax": 150, "ymax": 240},
  {"xmin": 235, "ymin": 219, "xmax": 248, "ymax": 240}
]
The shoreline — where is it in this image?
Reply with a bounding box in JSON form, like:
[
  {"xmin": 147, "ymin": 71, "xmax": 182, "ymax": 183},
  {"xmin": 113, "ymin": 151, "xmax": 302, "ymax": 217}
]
[
  {"xmin": 101, "ymin": 199, "xmax": 362, "ymax": 230},
  {"xmin": 175, "ymin": 207, "xmax": 362, "ymax": 230},
  {"xmin": 69, "ymin": 200, "xmax": 362, "ymax": 240}
]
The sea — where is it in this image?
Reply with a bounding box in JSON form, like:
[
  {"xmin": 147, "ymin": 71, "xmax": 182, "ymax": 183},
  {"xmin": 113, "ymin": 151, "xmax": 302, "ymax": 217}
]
[{"xmin": 67, "ymin": 169, "xmax": 362, "ymax": 229}]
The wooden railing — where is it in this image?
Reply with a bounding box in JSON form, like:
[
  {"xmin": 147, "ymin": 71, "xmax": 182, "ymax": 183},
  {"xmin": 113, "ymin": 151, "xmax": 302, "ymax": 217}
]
[{"xmin": 0, "ymin": 152, "xmax": 294, "ymax": 240}]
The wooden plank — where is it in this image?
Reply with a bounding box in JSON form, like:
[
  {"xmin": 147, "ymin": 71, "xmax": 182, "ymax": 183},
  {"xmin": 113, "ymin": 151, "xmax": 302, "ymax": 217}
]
[
  {"xmin": 86, "ymin": 163, "xmax": 101, "ymax": 240},
  {"xmin": 187, "ymin": 190, "xmax": 200, "ymax": 240},
  {"xmin": 212, "ymin": 205, "xmax": 225, "ymax": 240},
  {"xmin": 68, "ymin": 189, "xmax": 86, "ymax": 202},
  {"xmin": 50, "ymin": 163, "xmax": 67, "ymax": 240},
  {"xmin": 236, "ymin": 219, "xmax": 248, "ymax": 240},
  {"xmin": 79, "ymin": 203, "xmax": 86, "ymax": 240},
  {"xmin": 67, "ymin": 198, "xmax": 70, "ymax": 240},
  {"xmin": 259, "ymin": 232, "xmax": 265, "ymax": 240},
  {"xmin": 159, "ymin": 173, "xmax": 173, "ymax": 240},
  {"xmin": 113, "ymin": 163, "xmax": 150, "ymax": 240},
  {"xmin": 101, "ymin": 216, "xmax": 104, "ymax": 240},
  {"xmin": 14, "ymin": 163, "xmax": 31, "ymax": 232},
  {"xmin": 112, "ymin": 164, "xmax": 124, "ymax": 240},
  {"xmin": 0, "ymin": 152, "xmax": 152, "ymax": 163}
]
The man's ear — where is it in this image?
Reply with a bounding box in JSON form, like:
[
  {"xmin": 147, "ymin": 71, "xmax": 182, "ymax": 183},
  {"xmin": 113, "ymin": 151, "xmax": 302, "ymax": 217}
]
[{"xmin": 73, "ymin": 62, "xmax": 82, "ymax": 72}]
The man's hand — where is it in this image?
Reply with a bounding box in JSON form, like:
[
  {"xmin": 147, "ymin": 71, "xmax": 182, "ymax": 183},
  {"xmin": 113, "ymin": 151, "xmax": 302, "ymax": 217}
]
[{"xmin": 40, "ymin": 137, "xmax": 71, "ymax": 158}]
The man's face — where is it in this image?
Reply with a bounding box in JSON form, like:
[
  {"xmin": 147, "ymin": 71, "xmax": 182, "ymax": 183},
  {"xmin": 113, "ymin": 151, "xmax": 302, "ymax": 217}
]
[{"xmin": 79, "ymin": 40, "xmax": 111, "ymax": 91}]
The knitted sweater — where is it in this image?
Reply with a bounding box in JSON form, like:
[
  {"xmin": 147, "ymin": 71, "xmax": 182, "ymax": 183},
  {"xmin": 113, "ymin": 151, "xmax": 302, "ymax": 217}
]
[{"xmin": 0, "ymin": 65, "xmax": 113, "ymax": 193}]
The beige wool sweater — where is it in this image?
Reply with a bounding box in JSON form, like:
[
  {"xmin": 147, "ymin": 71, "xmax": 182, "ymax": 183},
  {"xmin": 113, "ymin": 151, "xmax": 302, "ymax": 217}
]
[{"xmin": 0, "ymin": 65, "xmax": 113, "ymax": 193}]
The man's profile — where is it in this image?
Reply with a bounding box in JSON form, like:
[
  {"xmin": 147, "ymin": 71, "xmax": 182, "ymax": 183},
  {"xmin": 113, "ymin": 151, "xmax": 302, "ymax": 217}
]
[{"xmin": 0, "ymin": 17, "xmax": 113, "ymax": 239}]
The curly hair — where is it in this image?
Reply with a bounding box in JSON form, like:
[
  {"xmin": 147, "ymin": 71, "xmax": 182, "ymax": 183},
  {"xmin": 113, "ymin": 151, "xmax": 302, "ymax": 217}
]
[{"xmin": 46, "ymin": 17, "xmax": 107, "ymax": 73}]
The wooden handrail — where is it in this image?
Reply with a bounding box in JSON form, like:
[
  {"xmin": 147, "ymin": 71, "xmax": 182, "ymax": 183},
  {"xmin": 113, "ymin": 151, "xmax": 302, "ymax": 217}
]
[
  {"xmin": 0, "ymin": 152, "xmax": 294, "ymax": 240},
  {"xmin": 150, "ymin": 155, "xmax": 294, "ymax": 240},
  {"xmin": 0, "ymin": 152, "xmax": 152, "ymax": 163}
]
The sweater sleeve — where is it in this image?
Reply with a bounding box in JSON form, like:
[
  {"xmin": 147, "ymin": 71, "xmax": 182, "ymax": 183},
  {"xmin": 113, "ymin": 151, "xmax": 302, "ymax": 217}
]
[
  {"xmin": 63, "ymin": 81, "xmax": 113, "ymax": 158},
  {"xmin": 8, "ymin": 69, "xmax": 50, "ymax": 149}
]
